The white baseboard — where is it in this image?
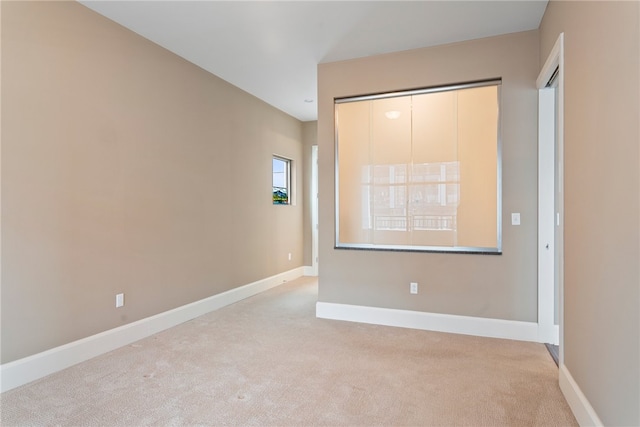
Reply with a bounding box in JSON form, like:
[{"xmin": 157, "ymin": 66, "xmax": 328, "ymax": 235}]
[
  {"xmin": 316, "ymin": 302, "xmax": 539, "ymax": 342},
  {"xmin": 303, "ymin": 266, "xmax": 317, "ymax": 276},
  {"xmin": 559, "ymin": 363, "xmax": 603, "ymax": 426},
  {"xmin": 0, "ymin": 267, "xmax": 304, "ymax": 393}
]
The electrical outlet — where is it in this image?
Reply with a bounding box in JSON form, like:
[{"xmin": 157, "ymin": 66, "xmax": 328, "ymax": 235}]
[
  {"xmin": 116, "ymin": 293, "xmax": 124, "ymax": 308},
  {"xmin": 288, "ymin": 253, "xmax": 292, "ymax": 261},
  {"xmin": 410, "ymin": 282, "xmax": 418, "ymax": 294}
]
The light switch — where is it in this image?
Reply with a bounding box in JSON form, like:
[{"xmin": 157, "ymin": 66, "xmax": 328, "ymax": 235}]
[{"xmin": 511, "ymin": 213, "xmax": 521, "ymax": 226}]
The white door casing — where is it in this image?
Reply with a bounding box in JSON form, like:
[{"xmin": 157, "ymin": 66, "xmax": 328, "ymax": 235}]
[{"xmin": 537, "ymin": 33, "xmax": 564, "ymax": 352}]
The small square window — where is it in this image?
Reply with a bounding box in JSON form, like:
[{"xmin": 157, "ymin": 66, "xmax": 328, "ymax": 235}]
[{"xmin": 273, "ymin": 156, "xmax": 291, "ymax": 205}]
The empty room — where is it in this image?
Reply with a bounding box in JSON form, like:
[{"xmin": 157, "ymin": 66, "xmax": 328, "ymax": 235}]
[{"xmin": 1, "ymin": 1, "xmax": 638, "ymax": 426}]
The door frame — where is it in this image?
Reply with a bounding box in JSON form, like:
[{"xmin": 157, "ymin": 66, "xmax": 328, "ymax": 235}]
[
  {"xmin": 537, "ymin": 33, "xmax": 564, "ymax": 357},
  {"xmin": 311, "ymin": 145, "xmax": 319, "ymax": 276}
]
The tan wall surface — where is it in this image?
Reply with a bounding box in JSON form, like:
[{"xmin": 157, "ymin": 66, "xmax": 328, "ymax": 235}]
[
  {"xmin": 318, "ymin": 31, "xmax": 539, "ymax": 321},
  {"xmin": 540, "ymin": 1, "xmax": 639, "ymax": 425},
  {"xmin": 1, "ymin": 1, "xmax": 303, "ymax": 363}
]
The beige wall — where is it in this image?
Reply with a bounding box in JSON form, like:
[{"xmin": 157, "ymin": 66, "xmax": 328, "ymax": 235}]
[
  {"xmin": 540, "ymin": 1, "xmax": 639, "ymax": 425},
  {"xmin": 1, "ymin": 1, "xmax": 303, "ymax": 363},
  {"xmin": 318, "ymin": 31, "xmax": 539, "ymax": 320}
]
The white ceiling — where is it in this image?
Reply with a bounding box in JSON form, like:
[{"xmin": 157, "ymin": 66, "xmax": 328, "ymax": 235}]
[{"xmin": 79, "ymin": 1, "xmax": 548, "ymax": 122}]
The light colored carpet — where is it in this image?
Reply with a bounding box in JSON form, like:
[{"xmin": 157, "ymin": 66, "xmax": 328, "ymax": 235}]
[{"xmin": 1, "ymin": 276, "xmax": 577, "ymax": 426}]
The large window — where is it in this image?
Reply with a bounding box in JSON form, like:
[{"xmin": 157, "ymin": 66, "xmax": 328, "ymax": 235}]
[
  {"xmin": 273, "ymin": 156, "xmax": 291, "ymax": 205},
  {"xmin": 335, "ymin": 80, "xmax": 501, "ymax": 253}
]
